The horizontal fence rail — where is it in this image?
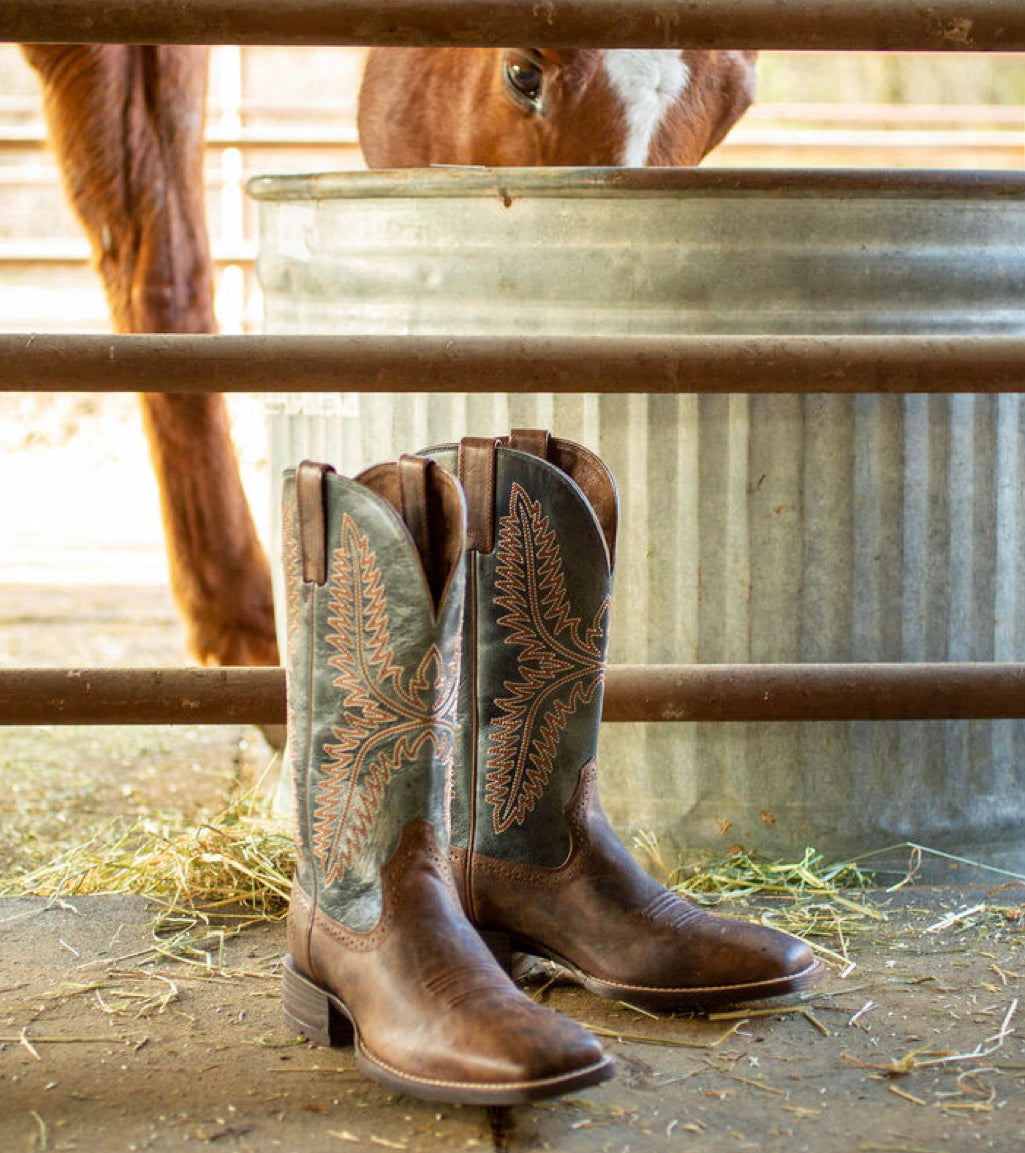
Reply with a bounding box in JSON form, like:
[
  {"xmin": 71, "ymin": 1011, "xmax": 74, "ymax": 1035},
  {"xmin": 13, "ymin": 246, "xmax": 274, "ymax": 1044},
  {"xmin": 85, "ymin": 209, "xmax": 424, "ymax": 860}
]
[
  {"xmin": 3, "ymin": 665, "xmax": 1025, "ymax": 725},
  {"xmin": 3, "ymin": 29, "xmax": 1023, "ymax": 741},
  {"xmin": 4, "ymin": 334, "xmax": 1025, "ymax": 395},
  {"xmin": 4, "ymin": 0, "xmax": 1025, "ymax": 50}
]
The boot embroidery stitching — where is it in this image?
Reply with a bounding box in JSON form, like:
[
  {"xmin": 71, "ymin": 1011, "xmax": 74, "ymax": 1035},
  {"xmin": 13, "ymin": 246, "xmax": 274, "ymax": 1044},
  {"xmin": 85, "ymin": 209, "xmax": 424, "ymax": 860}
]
[
  {"xmin": 313, "ymin": 513, "xmax": 459, "ymax": 884},
  {"xmin": 485, "ymin": 484, "xmax": 609, "ymax": 834},
  {"xmin": 636, "ymin": 889, "xmax": 705, "ymax": 930},
  {"xmin": 294, "ymin": 822, "xmax": 454, "ymax": 951},
  {"xmin": 454, "ymin": 762, "xmax": 595, "ymax": 889}
]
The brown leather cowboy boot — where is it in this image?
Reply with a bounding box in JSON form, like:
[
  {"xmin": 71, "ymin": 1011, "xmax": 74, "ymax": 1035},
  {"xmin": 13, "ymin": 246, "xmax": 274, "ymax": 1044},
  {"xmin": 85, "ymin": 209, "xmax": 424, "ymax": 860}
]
[
  {"xmin": 422, "ymin": 431, "xmax": 822, "ymax": 1011},
  {"xmin": 279, "ymin": 456, "xmax": 614, "ymax": 1103}
]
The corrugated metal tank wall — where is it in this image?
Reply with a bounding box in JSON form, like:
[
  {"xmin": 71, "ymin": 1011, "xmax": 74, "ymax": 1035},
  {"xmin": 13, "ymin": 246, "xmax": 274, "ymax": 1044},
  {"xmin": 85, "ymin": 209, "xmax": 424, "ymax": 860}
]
[{"xmin": 253, "ymin": 170, "xmax": 1025, "ymax": 870}]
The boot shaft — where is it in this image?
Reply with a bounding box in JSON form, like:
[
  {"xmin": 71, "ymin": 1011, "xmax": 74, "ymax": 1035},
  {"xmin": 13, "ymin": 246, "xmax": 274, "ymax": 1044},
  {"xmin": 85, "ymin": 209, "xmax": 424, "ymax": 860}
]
[
  {"xmin": 422, "ymin": 433, "xmax": 618, "ymax": 870},
  {"xmin": 282, "ymin": 458, "xmax": 466, "ymax": 931}
]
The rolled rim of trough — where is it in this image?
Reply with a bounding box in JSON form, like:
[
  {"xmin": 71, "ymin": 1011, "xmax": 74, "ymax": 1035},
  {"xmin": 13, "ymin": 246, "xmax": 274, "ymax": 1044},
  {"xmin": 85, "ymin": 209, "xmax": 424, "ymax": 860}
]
[
  {"xmin": 5, "ymin": 0, "xmax": 1025, "ymax": 50},
  {"xmin": 3, "ymin": 665, "xmax": 1025, "ymax": 726},
  {"xmin": 246, "ymin": 167, "xmax": 1025, "ymax": 202}
]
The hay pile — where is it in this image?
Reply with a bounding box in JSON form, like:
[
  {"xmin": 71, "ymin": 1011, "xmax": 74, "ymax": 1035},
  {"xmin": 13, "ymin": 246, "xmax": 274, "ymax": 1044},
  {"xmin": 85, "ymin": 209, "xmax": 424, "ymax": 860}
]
[{"xmin": 1, "ymin": 784, "xmax": 293, "ymax": 920}]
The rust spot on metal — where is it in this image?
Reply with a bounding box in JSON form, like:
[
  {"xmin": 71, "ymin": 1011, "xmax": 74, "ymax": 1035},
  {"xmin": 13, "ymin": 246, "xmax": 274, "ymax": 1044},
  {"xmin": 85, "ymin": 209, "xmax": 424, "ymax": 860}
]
[{"xmin": 941, "ymin": 16, "xmax": 974, "ymax": 45}]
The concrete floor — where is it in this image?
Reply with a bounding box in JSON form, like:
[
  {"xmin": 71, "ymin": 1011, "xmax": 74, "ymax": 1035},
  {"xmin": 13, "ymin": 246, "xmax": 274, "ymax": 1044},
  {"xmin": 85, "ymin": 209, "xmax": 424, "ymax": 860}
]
[{"xmin": 1, "ymin": 886, "xmax": 1023, "ymax": 1153}]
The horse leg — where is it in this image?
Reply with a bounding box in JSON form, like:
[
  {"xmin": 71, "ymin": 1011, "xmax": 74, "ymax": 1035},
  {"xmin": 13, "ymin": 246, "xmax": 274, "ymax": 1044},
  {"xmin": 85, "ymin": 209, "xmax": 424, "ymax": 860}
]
[{"xmin": 23, "ymin": 45, "xmax": 279, "ymax": 668}]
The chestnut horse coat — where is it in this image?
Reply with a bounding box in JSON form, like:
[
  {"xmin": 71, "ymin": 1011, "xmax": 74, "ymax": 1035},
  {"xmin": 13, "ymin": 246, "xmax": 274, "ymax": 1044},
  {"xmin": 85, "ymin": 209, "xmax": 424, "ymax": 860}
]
[{"xmin": 23, "ymin": 45, "xmax": 756, "ymax": 670}]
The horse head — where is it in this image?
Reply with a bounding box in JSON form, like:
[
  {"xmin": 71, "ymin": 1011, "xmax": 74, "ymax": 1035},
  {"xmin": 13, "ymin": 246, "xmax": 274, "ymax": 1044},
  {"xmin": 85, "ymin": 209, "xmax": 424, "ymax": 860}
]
[{"xmin": 358, "ymin": 48, "xmax": 757, "ymax": 168}]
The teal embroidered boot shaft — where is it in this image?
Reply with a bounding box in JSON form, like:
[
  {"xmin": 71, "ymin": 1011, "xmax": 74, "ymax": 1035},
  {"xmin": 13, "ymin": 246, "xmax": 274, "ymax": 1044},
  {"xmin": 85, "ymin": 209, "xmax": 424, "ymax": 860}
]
[
  {"xmin": 280, "ymin": 456, "xmax": 613, "ymax": 1103},
  {"xmin": 423, "ymin": 431, "xmax": 822, "ymax": 1011}
]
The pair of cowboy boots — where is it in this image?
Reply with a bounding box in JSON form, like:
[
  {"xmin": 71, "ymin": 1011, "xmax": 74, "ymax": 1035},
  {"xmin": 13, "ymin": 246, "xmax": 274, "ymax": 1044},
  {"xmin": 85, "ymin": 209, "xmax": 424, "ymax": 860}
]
[{"xmin": 280, "ymin": 432, "xmax": 820, "ymax": 1105}]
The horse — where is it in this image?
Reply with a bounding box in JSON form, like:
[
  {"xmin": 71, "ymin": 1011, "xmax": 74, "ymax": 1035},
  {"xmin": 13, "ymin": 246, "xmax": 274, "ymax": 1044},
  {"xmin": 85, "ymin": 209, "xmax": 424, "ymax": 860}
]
[{"xmin": 20, "ymin": 45, "xmax": 757, "ymax": 674}]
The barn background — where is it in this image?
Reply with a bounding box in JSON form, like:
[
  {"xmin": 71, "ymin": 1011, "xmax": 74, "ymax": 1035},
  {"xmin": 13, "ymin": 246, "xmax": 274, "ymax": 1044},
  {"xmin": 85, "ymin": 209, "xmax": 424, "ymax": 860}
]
[
  {"xmin": 1, "ymin": 46, "xmax": 1024, "ymax": 1153},
  {"xmin": 0, "ymin": 48, "xmax": 1022, "ymax": 875}
]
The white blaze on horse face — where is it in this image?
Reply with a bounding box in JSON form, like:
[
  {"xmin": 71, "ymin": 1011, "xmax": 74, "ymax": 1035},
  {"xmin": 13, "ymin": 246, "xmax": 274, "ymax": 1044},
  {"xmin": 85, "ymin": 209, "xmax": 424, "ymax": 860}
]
[{"xmin": 602, "ymin": 50, "xmax": 691, "ymax": 167}]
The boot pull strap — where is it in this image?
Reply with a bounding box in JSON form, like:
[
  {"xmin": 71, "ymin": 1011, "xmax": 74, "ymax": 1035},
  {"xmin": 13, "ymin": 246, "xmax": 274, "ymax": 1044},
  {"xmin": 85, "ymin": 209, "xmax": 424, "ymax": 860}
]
[
  {"xmin": 509, "ymin": 428, "xmax": 551, "ymax": 460},
  {"xmin": 297, "ymin": 460, "xmax": 334, "ymax": 585},
  {"xmin": 398, "ymin": 454, "xmax": 432, "ymax": 569},
  {"xmin": 457, "ymin": 437, "xmax": 498, "ymax": 554}
]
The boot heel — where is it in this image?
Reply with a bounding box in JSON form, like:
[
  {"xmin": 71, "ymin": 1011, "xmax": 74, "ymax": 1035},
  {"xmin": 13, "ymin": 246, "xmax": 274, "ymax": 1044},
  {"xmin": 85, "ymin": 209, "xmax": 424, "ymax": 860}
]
[
  {"xmin": 478, "ymin": 929, "xmax": 513, "ymax": 973},
  {"xmin": 282, "ymin": 956, "xmax": 355, "ymax": 1048}
]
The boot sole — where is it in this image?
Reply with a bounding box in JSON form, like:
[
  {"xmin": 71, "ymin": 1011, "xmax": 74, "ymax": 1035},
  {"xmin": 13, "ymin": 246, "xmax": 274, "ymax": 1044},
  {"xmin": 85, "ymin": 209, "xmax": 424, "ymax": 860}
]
[
  {"xmin": 281, "ymin": 955, "xmax": 615, "ymax": 1104},
  {"xmin": 490, "ymin": 934, "xmax": 825, "ymax": 1011}
]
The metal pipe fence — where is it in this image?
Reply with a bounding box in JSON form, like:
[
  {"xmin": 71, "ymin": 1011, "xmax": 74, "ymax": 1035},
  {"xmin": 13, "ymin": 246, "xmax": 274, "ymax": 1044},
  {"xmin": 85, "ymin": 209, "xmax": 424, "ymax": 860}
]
[
  {"xmin": 3, "ymin": 333, "xmax": 1025, "ymax": 396},
  {"xmin": 6, "ymin": 664, "xmax": 1025, "ymax": 726},
  {"xmin": 5, "ymin": 0, "xmax": 1025, "ymax": 50},
  {"xmin": 2, "ymin": 5, "xmax": 1024, "ymax": 728}
]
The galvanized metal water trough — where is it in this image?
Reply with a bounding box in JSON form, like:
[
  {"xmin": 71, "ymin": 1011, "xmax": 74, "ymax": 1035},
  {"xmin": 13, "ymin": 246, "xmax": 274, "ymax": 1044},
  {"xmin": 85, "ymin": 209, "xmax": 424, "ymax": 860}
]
[{"xmin": 251, "ymin": 166, "xmax": 1025, "ymax": 873}]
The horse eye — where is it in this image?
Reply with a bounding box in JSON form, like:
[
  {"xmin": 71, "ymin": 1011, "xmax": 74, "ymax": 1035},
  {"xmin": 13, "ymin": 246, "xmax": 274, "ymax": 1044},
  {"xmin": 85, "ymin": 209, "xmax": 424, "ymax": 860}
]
[{"xmin": 504, "ymin": 57, "xmax": 543, "ymax": 107}]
